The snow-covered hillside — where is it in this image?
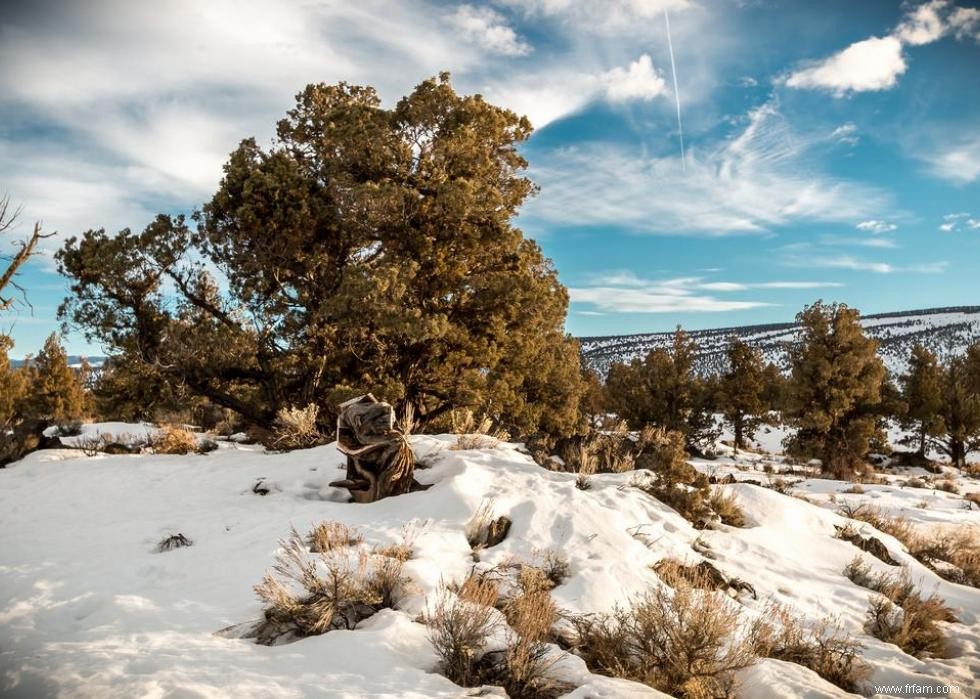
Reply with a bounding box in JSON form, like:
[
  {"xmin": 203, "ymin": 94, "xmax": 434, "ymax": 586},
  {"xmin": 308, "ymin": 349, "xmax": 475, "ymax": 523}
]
[
  {"xmin": 580, "ymin": 306, "xmax": 980, "ymax": 377},
  {"xmin": 1, "ymin": 427, "xmax": 979, "ymax": 697}
]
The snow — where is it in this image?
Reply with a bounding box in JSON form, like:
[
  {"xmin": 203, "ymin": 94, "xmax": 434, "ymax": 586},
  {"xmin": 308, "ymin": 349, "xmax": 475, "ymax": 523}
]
[
  {"xmin": 580, "ymin": 306, "xmax": 980, "ymax": 377},
  {"xmin": 1, "ymin": 430, "xmax": 979, "ymax": 697}
]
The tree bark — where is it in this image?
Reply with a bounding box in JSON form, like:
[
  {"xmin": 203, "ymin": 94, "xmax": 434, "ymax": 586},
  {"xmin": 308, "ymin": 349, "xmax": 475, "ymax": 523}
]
[{"xmin": 330, "ymin": 394, "xmax": 420, "ymax": 503}]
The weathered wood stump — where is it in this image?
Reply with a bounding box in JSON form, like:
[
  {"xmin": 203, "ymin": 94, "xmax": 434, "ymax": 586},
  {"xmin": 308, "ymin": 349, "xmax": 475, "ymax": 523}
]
[{"xmin": 329, "ymin": 394, "xmax": 418, "ymax": 503}]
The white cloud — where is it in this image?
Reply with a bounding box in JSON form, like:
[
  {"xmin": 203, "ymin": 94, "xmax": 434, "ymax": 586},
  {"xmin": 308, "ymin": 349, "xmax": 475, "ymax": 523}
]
[
  {"xmin": 917, "ymin": 135, "xmax": 980, "ymax": 184},
  {"xmin": 569, "ymin": 272, "xmax": 843, "ymax": 314},
  {"xmin": 819, "ymin": 234, "xmax": 898, "ymax": 249},
  {"xmin": 482, "ymin": 53, "xmax": 670, "ymax": 128},
  {"xmin": 785, "ymin": 36, "xmax": 906, "ymax": 95},
  {"xmin": 949, "ymin": 6, "xmax": 980, "ymax": 40},
  {"xmin": 569, "ymin": 275, "xmax": 774, "ymax": 314},
  {"xmin": 831, "ymin": 122, "xmax": 859, "ymax": 145},
  {"xmin": 856, "ymin": 219, "xmax": 897, "ymax": 233},
  {"xmin": 895, "ymin": 0, "xmax": 949, "ymax": 45},
  {"xmin": 602, "ymin": 54, "xmax": 668, "ymax": 101},
  {"xmin": 448, "ymin": 5, "xmax": 532, "ymax": 56},
  {"xmin": 785, "ymin": 2, "xmax": 979, "ymax": 96},
  {"xmin": 939, "ymin": 212, "xmax": 977, "ymax": 232},
  {"xmin": 523, "ymin": 101, "xmax": 890, "ymax": 235},
  {"xmin": 784, "ymin": 253, "xmax": 948, "ymax": 274},
  {"xmin": 499, "ymin": 0, "xmax": 692, "ymax": 34}
]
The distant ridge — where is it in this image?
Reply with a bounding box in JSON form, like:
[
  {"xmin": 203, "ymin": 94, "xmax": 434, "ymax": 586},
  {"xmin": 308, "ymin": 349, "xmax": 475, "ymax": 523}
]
[
  {"xmin": 579, "ymin": 305, "xmax": 980, "ymax": 377},
  {"xmin": 10, "ymin": 355, "xmax": 106, "ymax": 369}
]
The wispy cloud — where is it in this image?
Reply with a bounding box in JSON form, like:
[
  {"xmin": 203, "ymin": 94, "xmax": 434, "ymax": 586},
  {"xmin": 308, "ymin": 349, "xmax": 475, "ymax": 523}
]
[
  {"xmin": 939, "ymin": 212, "xmax": 979, "ymax": 232},
  {"xmin": 500, "ymin": 0, "xmax": 692, "ymax": 35},
  {"xmin": 568, "ymin": 272, "xmax": 841, "ymax": 314},
  {"xmin": 524, "ymin": 101, "xmax": 890, "ymax": 235},
  {"xmin": 916, "ymin": 134, "xmax": 980, "ymax": 184},
  {"xmin": 856, "ymin": 219, "xmax": 897, "ymax": 233},
  {"xmin": 783, "ymin": 253, "xmax": 948, "ymax": 275}
]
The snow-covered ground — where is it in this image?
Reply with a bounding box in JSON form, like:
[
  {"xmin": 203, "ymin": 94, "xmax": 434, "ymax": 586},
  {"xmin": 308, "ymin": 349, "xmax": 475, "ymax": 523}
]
[
  {"xmin": 580, "ymin": 306, "xmax": 980, "ymax": 377},
  {"xmin": 1, "ymin": 426, "xmax": 979, "ymax": 698}
]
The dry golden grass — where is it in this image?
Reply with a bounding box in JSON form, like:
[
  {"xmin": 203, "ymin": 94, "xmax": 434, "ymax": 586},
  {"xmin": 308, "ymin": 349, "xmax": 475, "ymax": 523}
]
[
  {"xmin": 374, "ymin": 542, "xmax": 413, "ymax": 562},
  {"xmin": 307, "ymin": 521, "xmax": 363, "ymax": 553},
  {"xmin": 843, "ymin": 557, "xmax": 954, "ymax": 658},
  {"xmin": 251, "ymin": 527, "xmax": 408, "ymax": 645},
  {"xmin": 270, "ymin": 404, "xmax": 322, "ymax": 450},
  {"xmin": 841, "ymin": 504, "xmax": 980, "ymax": 588},
  {"xmin": 427, "ymin": 578, "xmax": 500, "ymax": 687},
  {"xmin": 573, "ymin": 577, "xmax": 759, "ymax": 699},
  {"xmin": 752, "ymin": 602, "xmax": 870, "ymax": 692},
  {"xmin": 709, "ymin": 489, "xmax": 746, "ymax": 528},
  {"xmin": 152, "ymin": 425, "xmax": 199, "ymax": 454}
]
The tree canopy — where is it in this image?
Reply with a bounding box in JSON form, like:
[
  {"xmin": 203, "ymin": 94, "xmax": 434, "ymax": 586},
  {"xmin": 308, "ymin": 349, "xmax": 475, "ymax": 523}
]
[{"xmin": 57, "ymin": 75, "xmax": 584, "ymax": 436}]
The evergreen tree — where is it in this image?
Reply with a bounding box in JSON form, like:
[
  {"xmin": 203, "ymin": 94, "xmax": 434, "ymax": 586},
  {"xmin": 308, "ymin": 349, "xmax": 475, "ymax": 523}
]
[
  {"xmin": 761, "ymin": 362, "xmax": 789, "ymax": 413},
  {"xmin": 718, "ymin": 337, "xmax": 766, "ymax": 455},
  {"xmin": 937, "ymin": 344, "xmax": 980, "ymax": 468},
  {"xmin": 784, "ymin": 301, "xmax": 885, "ymax": 477},
  {"xmin": 0, "ymin": 335, "xmax": 26, "ymax": 431},
  {"xmin": 605, "ymin": 327, "xmax": 718, "ymax": 450},
  {"xmin": 57, "ymin": 75, "xmax": 583, "ymax": 437},
  {"xmin": 898, "ymin": 343, "xmax": 944, "ymax": 457},
  {"xmin": 21, "ymin": 333, "xmax": 88, "ymax": 425}
]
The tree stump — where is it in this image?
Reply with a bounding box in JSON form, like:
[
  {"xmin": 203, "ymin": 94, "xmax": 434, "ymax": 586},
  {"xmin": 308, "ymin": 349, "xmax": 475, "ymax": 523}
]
[{"xmin": 329, "ymin": 394, "xmax": 418, "ymax": 503}]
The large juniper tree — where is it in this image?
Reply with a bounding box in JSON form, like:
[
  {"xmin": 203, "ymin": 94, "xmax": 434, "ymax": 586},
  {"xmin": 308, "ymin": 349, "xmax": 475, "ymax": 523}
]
[
  {"xmin": 57, "ymin": 75, "xmax": 583, "ymax": 436},
  {"xmin": 784, "ymin": 301, "xmax": 885, "ymax": 477}
]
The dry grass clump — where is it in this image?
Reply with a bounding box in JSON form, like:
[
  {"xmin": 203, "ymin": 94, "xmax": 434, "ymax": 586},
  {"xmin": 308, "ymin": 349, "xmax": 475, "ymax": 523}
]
[
  {"xmin": 375, "ymin": 542, "xmax": 413, "ymax": 562},
  {"xmin": 575, "ymin": 442, "xmax": 598, "ymax": 490},
  {"xmin": 653, "ymin": 558, "xmax": 756, "ymax": 599},
  {"xmin": 157, "ymin": 532, "xmax": 193, "ymax": 552},
  {"xmin": 916, "ymin": 527, "xmax": 980, "ymax": 588},
  {"xmin": 425, "ymin": 576, "xmax": 499, "ymax": 687},
  {"xmin": 251, "ymin": 527, "xmax": 408, "ymax": 645},
  {"xmin": 843, "ymin": 483, "xmax": 865, "ymax": 494},
  {"xmin": 935, "ymin": 479, "xmax": 959, "ymax": 494},
  {"xmin": 965, "ymin": 492, "xmax": 980, "ymax": 510},
  {"xmin": 844, "ymin": 557, "xmax": 954, "ymax": 658},
  {"xmin": 269, "ymin": 404, "xmax": 322, "ymax": 450},
  {"xmin": 152, "ymin": 424, "xmax": 200, "ymax": 454},
  {"xmin": 708, "ymin": 489, "xmax": 746, "ymax": 528},
  {"xmin": 307, "ymin": 521, "xmax": 363, "ymax": 553},
  {"xmin": 572, "ymin": 578, "xmax": 760, "ymax": 699},
  {"xmin": 752, "ymin": 603, "xmax": 870, "ymax": 692},
  {"xmin": 494, "ymin": 584, "xmax": 564, "ymax": 698},
  {"xmin": 466, "ymin": 500, "xmax": 512, "ymax": 551},
  {"xmin": 839, "ymin": 503, "xmax": 915, "ymax": 545},
  {"xmin": 538, "ymin": 549, "xmax": 571, "ymax": 588},
  {"xmin": 841, "ymin": 504, "xmax": 980, "ymax": 588},
  {"xmin": 428, "ymin": 571, "xmax": 566, "ymax": 698},
  {"xmin": 450, "ymin": 410, "xmax": 509, "ymax": 451}
]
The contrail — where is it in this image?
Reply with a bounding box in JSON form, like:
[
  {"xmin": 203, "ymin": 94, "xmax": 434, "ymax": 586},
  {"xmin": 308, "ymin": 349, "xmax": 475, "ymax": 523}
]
[{"xmin": 663, "ymin": 9, "xmax": 686, "ymax": 172}]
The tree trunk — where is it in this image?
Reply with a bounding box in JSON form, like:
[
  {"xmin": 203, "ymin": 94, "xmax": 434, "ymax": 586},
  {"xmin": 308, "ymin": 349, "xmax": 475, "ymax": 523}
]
[{"xmin": 329, "ymin": 394, "xmax": 422, "ymax": 503}]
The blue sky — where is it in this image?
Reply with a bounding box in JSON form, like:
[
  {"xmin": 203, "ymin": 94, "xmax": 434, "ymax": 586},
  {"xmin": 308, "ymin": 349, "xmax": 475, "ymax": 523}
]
[{"xmin": 1, "ymin": 0, "xmax": 978, "ymax": 355}]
